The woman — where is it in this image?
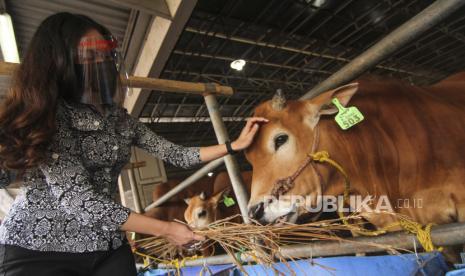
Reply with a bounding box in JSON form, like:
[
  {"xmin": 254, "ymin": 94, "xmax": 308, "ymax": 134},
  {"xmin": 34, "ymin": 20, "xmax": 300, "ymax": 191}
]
[{"xmin": 0, "ymin": 13, "xmax": 266, "ymax": 276}]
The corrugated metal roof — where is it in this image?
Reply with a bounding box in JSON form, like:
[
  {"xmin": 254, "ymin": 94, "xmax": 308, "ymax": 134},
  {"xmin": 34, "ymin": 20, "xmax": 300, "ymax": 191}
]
[{"xmin": 5, "ymin": 0, "xmax": 131, "ymax": 58}]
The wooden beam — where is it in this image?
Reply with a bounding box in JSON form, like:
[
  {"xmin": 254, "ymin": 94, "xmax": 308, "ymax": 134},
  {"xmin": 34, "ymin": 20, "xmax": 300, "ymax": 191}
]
[
  {"xmin": 0, "ymin": 61, "xmax": 15, "ymax": 74},
  {"xmin": 124, "ymin": 0, "xmax": 197, "ymax": 117},
  {"xmin": 107, "ymin": 0, "xmax": 172, "ymax": 19},
  {"xmin": 0, "ymin": 61, "xmax": 233, "ymax": 96},
  {"xmin": 127, "ymin": 75, "xmax": 233, "ymax": 95}
]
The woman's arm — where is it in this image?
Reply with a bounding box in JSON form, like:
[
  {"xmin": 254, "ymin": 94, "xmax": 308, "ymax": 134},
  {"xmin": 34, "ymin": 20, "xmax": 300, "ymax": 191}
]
[
  {"xmin": 127, "ymin": 109, "xmax": 267, "ymax": 168},
  {"xmin": 40, "ymin": 151, "xmax": 203, "ymax": 246},
  {"xmin": 121, "ymin": 212, "xmax": 204, "ymax": 246},
  {"xmin": 199, "ymin": 117, "xmax": 268, "ymax": 162}
]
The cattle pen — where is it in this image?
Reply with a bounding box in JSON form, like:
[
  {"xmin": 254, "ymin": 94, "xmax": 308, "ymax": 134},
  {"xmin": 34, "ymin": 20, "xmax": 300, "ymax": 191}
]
[{"xmin": 1, "ymin": 0, "xmax": 465, "ymax": 275}]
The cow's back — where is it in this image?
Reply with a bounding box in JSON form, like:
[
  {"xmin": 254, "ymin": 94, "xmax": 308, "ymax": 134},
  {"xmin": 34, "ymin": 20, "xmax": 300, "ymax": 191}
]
[{"xmin": 323, "ymin": 74, "xmax": 465, "ymax": 211}]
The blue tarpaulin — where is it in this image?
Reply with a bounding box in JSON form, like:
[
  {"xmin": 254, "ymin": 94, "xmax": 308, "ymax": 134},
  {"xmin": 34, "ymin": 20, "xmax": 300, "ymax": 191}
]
[{"xmin": 139, "ymin": 252, "xmax": 451, "ymax": 276}]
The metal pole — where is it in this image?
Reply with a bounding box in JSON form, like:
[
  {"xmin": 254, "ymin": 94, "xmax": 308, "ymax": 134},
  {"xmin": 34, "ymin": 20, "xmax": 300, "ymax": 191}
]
[
  {"xmin": 204, "ymin": 94, "xmax": 251, "ymax": 223},
  {"xmin": 144, "ymin": 158, "xmax": 225, "ymax": 211},
  {"xmin": 300, "ymin": 0, "xmax": 465, "ymax": 100},
  {"xmin": 159, "ymin": 222, "xmax": 465, "ymax": 268}
]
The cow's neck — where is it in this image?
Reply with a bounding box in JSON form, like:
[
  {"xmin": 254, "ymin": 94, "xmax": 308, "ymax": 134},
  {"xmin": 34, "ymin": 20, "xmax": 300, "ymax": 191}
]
[{"xmin": 312, "ymin": 121, "xmax": 374, "ymax": 199}]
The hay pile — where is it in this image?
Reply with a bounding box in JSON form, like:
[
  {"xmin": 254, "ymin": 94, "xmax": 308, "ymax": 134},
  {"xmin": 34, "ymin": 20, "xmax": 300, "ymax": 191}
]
[{"xmin": 133, "ymin": 215, "xmax": 403, "ymax": 271}]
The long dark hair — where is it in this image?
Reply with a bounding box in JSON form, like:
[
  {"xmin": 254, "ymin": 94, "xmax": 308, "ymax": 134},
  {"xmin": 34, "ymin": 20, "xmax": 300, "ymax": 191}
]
[{"xmin": 0, "ymin": 13, "xmax": 112, "ymax": 171}]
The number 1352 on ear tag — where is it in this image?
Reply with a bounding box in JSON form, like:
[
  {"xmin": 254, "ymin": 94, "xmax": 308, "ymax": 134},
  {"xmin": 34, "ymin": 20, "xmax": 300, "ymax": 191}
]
[{"xmin": 332, "ymin": 98, "xmax": 364, "ymax": 130}]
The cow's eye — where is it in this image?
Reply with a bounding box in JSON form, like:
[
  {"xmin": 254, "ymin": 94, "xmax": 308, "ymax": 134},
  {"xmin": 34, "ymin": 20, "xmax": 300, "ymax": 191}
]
[
  {"xmin": 198, "ymin": 210, "xmax": 207, "ymax": 218},
  {"xmin": 274, "ymin": 134, "xmax": 288, "ymax": 150}
]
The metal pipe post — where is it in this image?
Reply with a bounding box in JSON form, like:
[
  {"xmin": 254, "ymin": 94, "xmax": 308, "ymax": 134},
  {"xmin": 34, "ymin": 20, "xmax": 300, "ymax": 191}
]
[
  {"xmin": 159, "ymin": 222, "xmax": 465, "ymax": 268},
  {"xmin": 204, "ymin": 93, "xmax": 251, "ymax": 223},
  {"xmin": 300, "ymin": 0, "xmax": 465, "ymax": 100},
  {"xmin": 144, "ymin": 158, "xmax": 225, "ymax": 211}
]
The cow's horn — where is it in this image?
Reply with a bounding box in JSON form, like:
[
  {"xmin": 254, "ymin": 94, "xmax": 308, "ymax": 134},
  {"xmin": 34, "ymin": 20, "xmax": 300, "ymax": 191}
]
[{"xmin": 271, "ymin": 89, "xmax": 286, "ymax": 111}]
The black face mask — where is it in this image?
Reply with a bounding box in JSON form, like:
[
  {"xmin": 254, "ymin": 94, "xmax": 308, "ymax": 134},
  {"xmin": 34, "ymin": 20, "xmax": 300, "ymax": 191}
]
[{"xmin": 74, "ymin": 60, "xmax": 118, "ymax": 106}]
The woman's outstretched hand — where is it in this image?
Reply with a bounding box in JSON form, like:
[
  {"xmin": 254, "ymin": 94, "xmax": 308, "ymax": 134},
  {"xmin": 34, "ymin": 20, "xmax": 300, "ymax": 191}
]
[
  {"xmin": 232, "ymin": 117, "xmax": 268, "ymax": 151},
  {"xmin": 161, "ymin": 221, "xmax": 205, "ymax": 247}
]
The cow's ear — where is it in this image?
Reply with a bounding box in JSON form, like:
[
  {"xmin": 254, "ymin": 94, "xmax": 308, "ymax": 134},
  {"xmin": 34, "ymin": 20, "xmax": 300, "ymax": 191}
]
[
  {"xmin": 211, "ymin": 188, "xmax": 230, "ymax": 203},
  {"xmin": 306, "ymin": 83, "xmax": 359, "ymax": 129},
  {"xmin": 184, "ymin": 197, "xmax": 191, "ymax": 205}
]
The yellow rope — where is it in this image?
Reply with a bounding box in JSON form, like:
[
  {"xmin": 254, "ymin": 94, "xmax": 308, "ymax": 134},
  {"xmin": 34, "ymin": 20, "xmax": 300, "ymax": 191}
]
[
  {"xmin": 309, "ymin": 150, "xmax": 440, "ymax": 252},
  {"xmin": 132, "ymin": 248, "xmax": 205, "ymax": 274},
  {"xmin": 397, "ymin": 217, "xmax": 442, "ymax": 252}
]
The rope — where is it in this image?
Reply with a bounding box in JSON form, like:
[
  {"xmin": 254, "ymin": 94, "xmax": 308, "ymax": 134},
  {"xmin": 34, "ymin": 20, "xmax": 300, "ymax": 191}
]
[
  {"xmin": 132, "ymin": 248, "xmax": 205, "ymax": 274},
  {"xmin": 309, "ymin": 150, "xmax": 440, "ymax": 251},
  {"xmin": 397, "ymin": 217, "xmax": 442, "ymax": 252}
]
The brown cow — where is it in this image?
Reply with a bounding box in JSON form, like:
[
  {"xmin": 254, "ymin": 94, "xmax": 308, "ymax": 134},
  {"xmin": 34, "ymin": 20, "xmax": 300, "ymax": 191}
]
[
  {"xmin": 184, "ymin": 171, "xmax": 252, "ymax": 229},
  {"xmin": 245, "ymin": 74, "xmax": 465, "ymax": 236},
  {"xmin": 146, "ymin": 171, "xmax": 251, "ymax": 224},
  {"xmin": 183, "ymin": 189, "xmax": 230, "ymax": 229},
  {"xmin": 143, "ymin": 176, "xmax": 216, "ymax": 221}
]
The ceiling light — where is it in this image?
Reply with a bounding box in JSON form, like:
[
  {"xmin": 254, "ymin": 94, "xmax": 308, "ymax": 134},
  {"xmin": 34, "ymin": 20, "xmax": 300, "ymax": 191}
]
[
  {"xmin": 0, "ymin": 13, "xmax": 19, "ymax": 63},
  {"xmin": 230, "ymin": 59, "xmax": 246, "ymax": 71},
  {"xmin": 207, "ymin": 172, "xmax": 214, "ymax": 177},
  {"xmin": 308, "ymin": 0, "xmax": 326, "ymax": 7}
]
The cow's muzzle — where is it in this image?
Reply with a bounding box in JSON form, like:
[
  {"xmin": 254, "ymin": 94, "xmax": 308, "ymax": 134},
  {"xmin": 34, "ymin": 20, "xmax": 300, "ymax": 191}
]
[{"xmin": 248, "ymin": 199, "xmax": 298, "ymax": 225}]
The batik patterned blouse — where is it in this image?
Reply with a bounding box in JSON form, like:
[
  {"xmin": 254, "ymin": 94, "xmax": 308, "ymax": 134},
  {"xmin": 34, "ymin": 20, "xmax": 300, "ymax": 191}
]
[{"xmin": 0, "ymin": 100, "xmax": 201, "ymax": 252}]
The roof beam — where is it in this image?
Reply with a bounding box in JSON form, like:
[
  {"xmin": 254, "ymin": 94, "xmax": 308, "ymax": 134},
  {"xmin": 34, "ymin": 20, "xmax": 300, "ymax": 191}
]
[
  {"xmin": 185, "ymin": 27, "xmax": 424, "ymax": 77},
  {"xmin": 163, "ymin": 70, "xmax": 316, "ymax": 89},
  {"xmin": 124, "ymin": 0, "xmax": 197, "ymax": 117},
  {"xmin": 108, "ymin": 0, "xmax": 172, "ymax": 19},
  {"xmin": 172, "ymin": 50, "xmax": 332, "ymax": 75},
  {"xmin": 301, "ymin": 0, "xmax": 465, "ymax": 99}
]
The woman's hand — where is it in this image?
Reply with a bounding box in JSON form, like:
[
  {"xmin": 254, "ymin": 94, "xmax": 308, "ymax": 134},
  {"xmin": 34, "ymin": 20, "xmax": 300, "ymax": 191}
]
[
  {"xmin": 197, "ymin": 117, "xmax": 268, "ymax": 162},
  {"xmin": 232, "ymin": 117, "xmax": 268, "ymax": 151},
  {"xmin": 161, "ymin": 221, "xmax": 205, "ymax": 247}
]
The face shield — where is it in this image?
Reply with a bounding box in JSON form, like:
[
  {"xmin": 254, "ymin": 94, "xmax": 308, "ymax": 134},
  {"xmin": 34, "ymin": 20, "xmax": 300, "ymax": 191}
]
[{"xmin": 74, "ymin": 35, "xmax": 129, "ymax": 112}]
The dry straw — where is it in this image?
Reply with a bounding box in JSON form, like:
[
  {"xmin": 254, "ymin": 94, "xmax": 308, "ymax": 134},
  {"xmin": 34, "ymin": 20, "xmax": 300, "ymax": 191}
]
[{"xmin": 134, "ymin": 214, "xmax": 406, "ymax": 274}]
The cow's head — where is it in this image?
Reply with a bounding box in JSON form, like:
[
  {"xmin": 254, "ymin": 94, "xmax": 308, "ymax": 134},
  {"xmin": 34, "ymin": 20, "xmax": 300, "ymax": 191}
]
[
  {"xmin": 245, "ymin": 83, "xmax": 359, "ymax": 224},
  {"xmin": 184, "ymin": 189, "xmax": 229, "ymax": 229}
]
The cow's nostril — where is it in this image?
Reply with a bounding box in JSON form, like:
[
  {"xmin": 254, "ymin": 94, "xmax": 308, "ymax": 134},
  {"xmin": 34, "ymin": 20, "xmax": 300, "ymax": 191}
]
[{"xmin": 248, "ymin": 202, "xmax": 265, "ymax": 220}]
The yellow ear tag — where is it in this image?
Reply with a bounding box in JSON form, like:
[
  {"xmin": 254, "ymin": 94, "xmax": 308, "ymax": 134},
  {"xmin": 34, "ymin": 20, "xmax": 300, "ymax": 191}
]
[
  {"xmin": 332, "ymin": 98, "xmax": 364, "ymax": 130},
  {"xmin": 223, "ymin": 195, "xmax": 236, "ymax": 207}
]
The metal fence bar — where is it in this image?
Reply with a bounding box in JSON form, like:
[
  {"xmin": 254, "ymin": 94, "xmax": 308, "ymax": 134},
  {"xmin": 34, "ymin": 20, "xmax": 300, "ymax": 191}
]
[
  {"xmin": 144, "ymin": 158, "xmax": 225, "ymax": 211},
  {"xmin": 204, "ymin": 93, "xmax": 251, "ymax": 223},
  {"xmin": 159, "ymin": 222, "xmax": 465, "ymax": 268},
  {"xmin": 300, "ymin": 0, "xmax": 465, "ymax": 100}
]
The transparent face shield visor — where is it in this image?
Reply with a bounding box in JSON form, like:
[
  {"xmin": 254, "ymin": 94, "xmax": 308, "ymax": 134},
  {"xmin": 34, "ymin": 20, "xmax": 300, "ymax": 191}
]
[{"xmin": 75, "ymin": 35, "xmax": 130, "ymax": 110}]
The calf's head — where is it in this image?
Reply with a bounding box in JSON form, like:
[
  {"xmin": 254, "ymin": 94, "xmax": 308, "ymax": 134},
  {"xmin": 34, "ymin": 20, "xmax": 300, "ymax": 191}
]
[
  {"xmin": 184, "ymin": 189, "xmax": 229, "ymax": 229},
  {"xmin": 245, "ymin": 83, "xmax": 359, "ymax": 224}
]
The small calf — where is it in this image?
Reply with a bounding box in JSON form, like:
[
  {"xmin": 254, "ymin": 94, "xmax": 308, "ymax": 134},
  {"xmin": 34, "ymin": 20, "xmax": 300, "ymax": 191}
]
[{"xmin": 184, "ymin": 188, "xmax": 241, "ymax": 229}]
